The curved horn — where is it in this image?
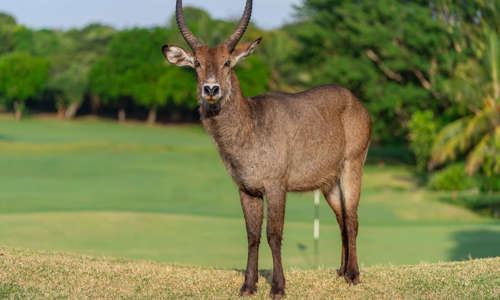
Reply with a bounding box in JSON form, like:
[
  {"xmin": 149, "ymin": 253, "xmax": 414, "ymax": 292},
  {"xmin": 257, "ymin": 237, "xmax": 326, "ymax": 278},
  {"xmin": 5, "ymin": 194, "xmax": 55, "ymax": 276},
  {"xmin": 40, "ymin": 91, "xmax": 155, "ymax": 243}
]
[
  {"xmin": 223, "ymin": 0, "xmax": 252, "ymax": 51},
  {"xmin": 176, "ymin": 0, "xmax": 203, "ymax": 51}
]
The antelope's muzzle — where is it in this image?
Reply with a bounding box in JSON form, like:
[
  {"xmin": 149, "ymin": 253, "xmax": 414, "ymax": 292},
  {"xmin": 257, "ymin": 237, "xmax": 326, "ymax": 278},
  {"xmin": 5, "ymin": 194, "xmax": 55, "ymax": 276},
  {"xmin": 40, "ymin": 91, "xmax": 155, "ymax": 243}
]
[{"xmin": 202, "ymin": 84, "xmax": 221, "ymax": 104}]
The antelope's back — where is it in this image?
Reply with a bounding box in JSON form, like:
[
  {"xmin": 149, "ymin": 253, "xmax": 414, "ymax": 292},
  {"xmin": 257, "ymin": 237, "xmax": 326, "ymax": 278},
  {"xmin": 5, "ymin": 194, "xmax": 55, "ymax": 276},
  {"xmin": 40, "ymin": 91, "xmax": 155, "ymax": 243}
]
[{"xmin": 249, "ymin": 85, "xmax": 371, "ymax": 191}]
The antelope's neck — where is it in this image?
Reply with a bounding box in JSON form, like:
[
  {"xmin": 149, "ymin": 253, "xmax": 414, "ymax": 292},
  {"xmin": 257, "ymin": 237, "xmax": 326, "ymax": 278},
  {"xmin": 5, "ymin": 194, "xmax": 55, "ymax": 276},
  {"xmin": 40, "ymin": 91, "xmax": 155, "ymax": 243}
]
[{"xmin": 202, "ymin": 71, "xmax": 254, "ymax": 149}]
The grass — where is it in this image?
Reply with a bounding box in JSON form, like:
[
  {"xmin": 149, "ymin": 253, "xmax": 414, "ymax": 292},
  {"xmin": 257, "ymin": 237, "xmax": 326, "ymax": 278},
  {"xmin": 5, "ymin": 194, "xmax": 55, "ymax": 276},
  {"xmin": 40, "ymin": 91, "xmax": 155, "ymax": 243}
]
[
  {"xmin": 0, "ymin": 247, "xmax": 498, "ymax": 299},
  {"xmin": 0, "ymin": 115, "xmax": 499, "ymax": 270}
]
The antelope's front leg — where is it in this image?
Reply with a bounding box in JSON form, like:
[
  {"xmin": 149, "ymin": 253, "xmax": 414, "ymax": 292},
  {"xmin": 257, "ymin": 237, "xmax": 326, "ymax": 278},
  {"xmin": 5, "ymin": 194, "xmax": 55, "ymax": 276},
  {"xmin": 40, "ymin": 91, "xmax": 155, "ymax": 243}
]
[
  {"xmin": 239, "ymin": 190, "xmax": 264, "ymax": 296},
  {"xmin": 266, "ymin": 187, "xmax": 286, "ymax": 299}
]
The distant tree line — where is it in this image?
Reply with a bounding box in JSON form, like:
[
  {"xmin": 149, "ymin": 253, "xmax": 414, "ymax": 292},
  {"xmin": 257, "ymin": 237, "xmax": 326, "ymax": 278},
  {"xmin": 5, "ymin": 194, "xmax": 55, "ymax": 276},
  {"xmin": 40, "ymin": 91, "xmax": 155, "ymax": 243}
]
[{"xmin": 0, "ymin": 1, "xmax": 499, "ymax": 198}]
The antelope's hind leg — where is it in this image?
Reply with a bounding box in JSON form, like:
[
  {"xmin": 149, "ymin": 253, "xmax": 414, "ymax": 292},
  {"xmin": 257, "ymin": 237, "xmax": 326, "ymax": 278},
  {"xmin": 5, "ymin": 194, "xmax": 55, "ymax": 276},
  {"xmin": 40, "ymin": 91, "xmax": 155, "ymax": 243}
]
[
  {"xmin": 265, "ymin": 186, "xmax": 287, "ymax": 299},
  {"xmin": 323, "ymin": 183, "xmax": 347, "ymax": 277},
  {"xmin": 338, "ymin": 156, "xmax": 366, "ymax": 285},
  {"xmin": 239, "ymin": 190, "xmax": 264, "ymax": 296}
]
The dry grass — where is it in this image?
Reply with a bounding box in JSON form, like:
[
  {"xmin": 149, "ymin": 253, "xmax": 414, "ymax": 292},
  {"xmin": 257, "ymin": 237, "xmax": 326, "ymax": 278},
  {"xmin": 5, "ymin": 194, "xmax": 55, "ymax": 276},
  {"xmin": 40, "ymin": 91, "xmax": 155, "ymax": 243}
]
[{"xmin": 0, "ymin": 248, "xmax": 498, "ymax": 299}]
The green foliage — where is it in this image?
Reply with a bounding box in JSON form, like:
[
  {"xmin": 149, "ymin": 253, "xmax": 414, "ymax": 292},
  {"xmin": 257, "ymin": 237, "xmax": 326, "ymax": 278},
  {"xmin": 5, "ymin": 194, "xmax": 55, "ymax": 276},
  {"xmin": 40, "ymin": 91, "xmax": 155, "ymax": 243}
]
[
  {"xmin": 156, "ymin": 68, "xmax": 197, "ymax": 109},
  {"xmin": 55, "ymin": 24, "xmax": 116, "ymax": 108},
  {"xmin": 0, "ymin": 3, "xmax": 498, "ymax": 175},
  {"xmin": 430, "ymin": 29, "xmax": 500, "ymax": 177},
  {"xmin": 292, "ymin": 0, "xmax": 460, "ymax": 143},
  {"xmin": 8, "ymin": 24, "xmax": 116, "ymax": 116},
  {"xmin": 480, "ymin": 174, "xmax": 500, "ymax": 192},
  {"xmin": 0, "ymin": 13, "xmax": 17, "ymax": 55},
  {"xmin": 90, "ymin": 28, "xmax": 161, "ymax": 107},
  {"xmin": 254, "ymin": 29, "xmax": 298, "ymax": 92},
  {"xmin": 89, "ymin": 27, "xmax": 199, "ymax": 113},
  {"xmin": 408, "ymin": 110, "xmax": 439, "ymax": 171},
  {"xmin": 236, "ymin": 55, "xmax": 270, "ymax": 97},
  {"xmin": 89, "ymin": 14, "xmax": 270, "ymax": 114},
  {"xmin": 0, "ymin": 12, "xmax": 16, "ymax": 26},
  {"xmin": 428, "ymin": 163, "xmax": 480, "ymax": 191},
  {"xmin": 167, "ymin": 6, "xmax": 262, "ymax": 48},
  {"xmin": 0, "ymin": 52, "xmax": 49, "ymax": 107},
  {"xmin": 439, "ymin": 193, "xmax": 500, "ymax": 217}
]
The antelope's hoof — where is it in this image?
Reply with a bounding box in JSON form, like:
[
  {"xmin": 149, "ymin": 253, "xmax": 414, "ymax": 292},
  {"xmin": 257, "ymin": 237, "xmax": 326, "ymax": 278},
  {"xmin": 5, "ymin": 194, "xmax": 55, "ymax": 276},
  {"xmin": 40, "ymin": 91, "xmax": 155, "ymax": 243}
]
[
  {"xmin": 344, "ymin": 272, "xmax": 360, "ymax": 286},
  {"xmin": 239, "ymin": 285, "xmax": 256, "ymax": 297},
  {"xmin": 337, "ymin": 266, "xmax": 346, "ymax": 277},
  {"xmin": 270, "ymin": 287, "xmax": 285, "ymax": 300}
]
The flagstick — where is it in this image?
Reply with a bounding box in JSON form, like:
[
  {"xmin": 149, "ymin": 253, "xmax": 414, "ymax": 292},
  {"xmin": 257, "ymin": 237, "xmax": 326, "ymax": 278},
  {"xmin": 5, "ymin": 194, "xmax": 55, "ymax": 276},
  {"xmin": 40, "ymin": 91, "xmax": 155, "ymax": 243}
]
[{"xmin": 314, "ymin": 190, "xmax": 320, "ymax": 267}]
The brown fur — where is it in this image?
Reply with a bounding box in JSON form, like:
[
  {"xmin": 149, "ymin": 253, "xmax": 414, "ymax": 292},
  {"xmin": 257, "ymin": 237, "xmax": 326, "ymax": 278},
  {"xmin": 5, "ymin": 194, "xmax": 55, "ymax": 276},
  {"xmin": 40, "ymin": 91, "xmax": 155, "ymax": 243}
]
[{"xmin": 164, "ymin": 0, "xmax": 371, "ymax": 297}]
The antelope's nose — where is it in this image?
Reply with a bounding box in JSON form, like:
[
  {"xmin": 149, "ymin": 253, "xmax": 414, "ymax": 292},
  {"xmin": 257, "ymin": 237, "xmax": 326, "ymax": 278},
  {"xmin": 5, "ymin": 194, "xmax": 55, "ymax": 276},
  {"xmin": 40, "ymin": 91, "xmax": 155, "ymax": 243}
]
[{"xmin": 203, "ymin": 84, "xmax": 220, "ymax": 97}]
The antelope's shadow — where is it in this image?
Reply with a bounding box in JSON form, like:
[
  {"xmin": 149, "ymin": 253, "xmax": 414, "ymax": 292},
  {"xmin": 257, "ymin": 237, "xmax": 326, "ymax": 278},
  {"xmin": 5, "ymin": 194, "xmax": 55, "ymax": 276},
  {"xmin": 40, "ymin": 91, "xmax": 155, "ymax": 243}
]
[{"xmin": 234, "ymin": 269, "xmax": 274, "ymax": 287}]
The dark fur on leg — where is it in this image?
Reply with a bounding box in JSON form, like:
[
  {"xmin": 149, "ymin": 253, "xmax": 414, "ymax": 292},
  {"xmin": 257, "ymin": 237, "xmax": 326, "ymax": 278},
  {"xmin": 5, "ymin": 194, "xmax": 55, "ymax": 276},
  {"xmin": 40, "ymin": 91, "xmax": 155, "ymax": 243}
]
[{"xmin": 239, "ymin": 190, "xmax": 264, "ymax": 295}]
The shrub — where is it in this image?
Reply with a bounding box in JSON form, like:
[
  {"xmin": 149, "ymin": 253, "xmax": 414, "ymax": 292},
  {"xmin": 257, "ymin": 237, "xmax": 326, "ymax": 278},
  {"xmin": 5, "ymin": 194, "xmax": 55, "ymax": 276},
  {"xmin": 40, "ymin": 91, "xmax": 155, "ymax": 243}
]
[
  {"xmin": 480, "ymin": 175, "xmax": 500, "ymax": 192},
  {"xmin": 408, "ymin": 110, "xmax": 439, "ymax": 171},
  {"xmin": 428, "ymin": 163, "xmax": 480, "ymax": 191}
]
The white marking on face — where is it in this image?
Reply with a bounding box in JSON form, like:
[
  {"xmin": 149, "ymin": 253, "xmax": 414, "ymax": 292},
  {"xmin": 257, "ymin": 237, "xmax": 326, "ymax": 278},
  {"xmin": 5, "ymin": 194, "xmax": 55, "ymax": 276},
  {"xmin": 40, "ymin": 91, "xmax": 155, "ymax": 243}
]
[{"xmin": 206, "ymin": 76, "xmax": 217, "ymax": 85}]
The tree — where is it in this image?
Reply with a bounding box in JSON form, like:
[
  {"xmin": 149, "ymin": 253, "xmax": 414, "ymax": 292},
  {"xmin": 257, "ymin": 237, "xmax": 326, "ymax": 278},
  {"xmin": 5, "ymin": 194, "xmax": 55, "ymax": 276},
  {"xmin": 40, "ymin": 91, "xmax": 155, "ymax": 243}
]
[
  {"xmin": 89, "ymin": 9, "xmax": 271, "ymax": 124},
  {"xmin": 408, "ymin": 110, "xmax": 440, "ymax": 171},
  {"xmin": 57, "ymin": 24, "xmax": 116, "ymax": 119},
  {"xmin": 292, "ymin": 0, "xmax": 460, "ymax": 143},
  {"xmin": 236, "ymin": 55, "xmax": 270, "ymax": 97},
  {"xmin": 429, "ymin": 29, "xmax": 500, "ymax": 176},
  {"xmin": 48, "ymin": 64, "xmax": 88, "ymax": 119},
  {"xmin": 156, "ymin": 67, "xmax": 197, "ymax": 121},
  {"xmin": 13, "ymin": 24, "xmax": 116, "ymax": 119},
  {"xmin": 258, "ymin": 28, "xmax": 300, "ymax": 92},
  {"xmin": 13, "ymin": 28, "xmax": 79, "ymax": 117},
  {"xmin": 0, "ymin": 52, "xmax": 49, "ymax": 120},
  {"xmin": 0, "ymin": 13, "xmax": 17, "ymax": 55},
  {"xmin": 90, "ymin": 28, "xmax": 171, "ymax": 123}
]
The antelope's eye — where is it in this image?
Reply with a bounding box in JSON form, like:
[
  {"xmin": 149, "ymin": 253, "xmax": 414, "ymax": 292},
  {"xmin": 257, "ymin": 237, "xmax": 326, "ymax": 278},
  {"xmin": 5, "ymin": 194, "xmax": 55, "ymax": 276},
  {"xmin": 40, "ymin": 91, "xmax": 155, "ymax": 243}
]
[
  {"xmin": 223, "ymin": 60, "xmax": 231, "ymax": 68},
  {"xmin": 194, "ymin": 60, "xmax": 201, "ymax": 68}
]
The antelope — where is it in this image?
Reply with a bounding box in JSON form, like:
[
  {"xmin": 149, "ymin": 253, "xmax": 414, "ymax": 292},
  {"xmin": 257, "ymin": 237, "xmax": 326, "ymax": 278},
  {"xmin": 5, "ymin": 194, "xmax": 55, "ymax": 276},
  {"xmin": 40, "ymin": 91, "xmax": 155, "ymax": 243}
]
[{"xmin": 162, "ymin": 0, "xmax": 371, "ymax": 298}]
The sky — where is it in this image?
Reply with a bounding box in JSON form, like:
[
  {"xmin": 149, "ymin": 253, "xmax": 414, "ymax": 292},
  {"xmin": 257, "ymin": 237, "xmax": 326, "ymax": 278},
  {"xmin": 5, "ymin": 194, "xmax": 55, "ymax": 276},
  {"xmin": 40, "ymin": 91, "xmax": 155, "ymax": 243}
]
[{"xmin": 0, "ymin": 0, "xmax": 302, "ymax": 30}]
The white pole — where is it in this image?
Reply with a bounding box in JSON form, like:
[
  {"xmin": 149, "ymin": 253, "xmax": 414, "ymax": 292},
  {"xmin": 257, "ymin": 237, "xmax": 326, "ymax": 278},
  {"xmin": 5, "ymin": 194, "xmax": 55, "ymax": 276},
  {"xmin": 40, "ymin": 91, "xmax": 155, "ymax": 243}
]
[{"xmin": 314, "ymin": 190, "xmax": 320, "ymax": 266}]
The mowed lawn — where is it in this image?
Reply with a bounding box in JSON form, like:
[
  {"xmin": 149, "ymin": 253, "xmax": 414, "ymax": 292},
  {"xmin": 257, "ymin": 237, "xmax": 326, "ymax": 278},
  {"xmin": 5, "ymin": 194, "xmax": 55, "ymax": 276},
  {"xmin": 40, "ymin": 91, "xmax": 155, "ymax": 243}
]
[{"xmin": 0, "ymin": 116, "xmax": 499, "ymax": 269}]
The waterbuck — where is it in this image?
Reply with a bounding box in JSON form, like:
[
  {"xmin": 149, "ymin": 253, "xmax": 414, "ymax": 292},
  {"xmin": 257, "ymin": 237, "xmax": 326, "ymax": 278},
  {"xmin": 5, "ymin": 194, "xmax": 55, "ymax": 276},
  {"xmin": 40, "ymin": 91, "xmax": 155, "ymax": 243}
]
[{"xmin": 162, "ymin": 0, "xmax": 371, "ymax": 297}]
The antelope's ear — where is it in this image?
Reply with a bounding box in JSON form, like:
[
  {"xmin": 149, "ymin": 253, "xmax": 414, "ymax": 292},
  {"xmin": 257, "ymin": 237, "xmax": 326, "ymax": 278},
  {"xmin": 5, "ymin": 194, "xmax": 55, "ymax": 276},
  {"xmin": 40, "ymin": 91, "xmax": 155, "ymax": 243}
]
[
  {"xmin": 162, "ymin": 45, "xmax": 195, "ymax": 68},
  {"xmin": 230, "ymin": 37, "xmax": 262, "ymax": 67}
]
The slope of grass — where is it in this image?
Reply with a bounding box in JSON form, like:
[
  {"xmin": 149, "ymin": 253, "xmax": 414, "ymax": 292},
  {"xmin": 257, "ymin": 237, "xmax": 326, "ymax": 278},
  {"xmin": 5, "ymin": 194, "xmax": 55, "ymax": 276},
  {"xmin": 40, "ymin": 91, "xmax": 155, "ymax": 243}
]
[
  {"xmin": 0, "ymin": 212, "xmax": 498, "ymax": 269},
  {"xmin": 0, "ymin": 116, "xmax": 499, "ymax": 269},
  {"xmin": 0, "ymin": 247, "xmax": 498, "ymax": 299}
]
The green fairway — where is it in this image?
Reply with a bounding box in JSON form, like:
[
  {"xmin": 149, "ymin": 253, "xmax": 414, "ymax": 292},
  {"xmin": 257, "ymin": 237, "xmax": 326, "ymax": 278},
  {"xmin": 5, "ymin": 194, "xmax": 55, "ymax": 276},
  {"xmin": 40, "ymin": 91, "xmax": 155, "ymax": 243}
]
[{"xmin": 0, "ymin": 116, "xmax": 499, "ymax": 269}]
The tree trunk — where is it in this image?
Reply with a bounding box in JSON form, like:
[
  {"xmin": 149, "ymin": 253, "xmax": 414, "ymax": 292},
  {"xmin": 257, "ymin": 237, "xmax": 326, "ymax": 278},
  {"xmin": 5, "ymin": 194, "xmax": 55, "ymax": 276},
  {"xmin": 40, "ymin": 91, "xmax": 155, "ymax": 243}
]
[
  {"xmin": 65, "ymin": 102, "xmax": 81, "ymax": 120},
  {"xmin": 118, "ymin": 108, "xmax": 126, "ymax": 123},
  {"xmin": 57, "ymin": 103, "xmax": 66, "ymax": 120},
  {"xmin": 14, "ymin": 101, "xmax": 23, "ymax": 121},
  {"xmin": 170, "ymin": 111, "xmax": 182, "ymax": 122},
  {"xmin": 147, "ymin": 108, "xmax": 157, "ymax": 126},
  {"xmin": 90, "ymin": 93, "xmax": 101, "ymax": 115}
]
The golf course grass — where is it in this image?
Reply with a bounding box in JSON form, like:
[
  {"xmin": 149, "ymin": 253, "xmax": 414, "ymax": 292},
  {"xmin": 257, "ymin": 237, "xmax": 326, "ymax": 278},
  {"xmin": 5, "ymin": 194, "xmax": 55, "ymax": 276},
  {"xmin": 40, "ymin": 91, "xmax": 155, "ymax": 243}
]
[
  {"xmin": 1, "ymin": 247, "xmax": 498, "ymax": 299},
  {"xmin": 0, "ymin": 115, "xmax": 499, "ymax": 270}
]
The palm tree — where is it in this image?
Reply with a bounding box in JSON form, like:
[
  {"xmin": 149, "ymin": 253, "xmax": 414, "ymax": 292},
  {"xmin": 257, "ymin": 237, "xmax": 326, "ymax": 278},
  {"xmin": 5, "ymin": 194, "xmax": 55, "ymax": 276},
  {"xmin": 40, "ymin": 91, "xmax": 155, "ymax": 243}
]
[{"xmin": 429, "ymin": 29, "xmax": 500, "ymax": 176}]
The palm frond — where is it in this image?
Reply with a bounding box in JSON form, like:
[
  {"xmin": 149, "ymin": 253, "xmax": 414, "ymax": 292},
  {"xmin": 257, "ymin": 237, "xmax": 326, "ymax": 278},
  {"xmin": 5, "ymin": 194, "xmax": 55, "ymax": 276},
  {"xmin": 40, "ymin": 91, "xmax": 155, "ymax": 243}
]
[
  {"xmin": 463, "ymin": 105, "xmax": 498, "ymax": 149},
  {"xmin": 486, "ymin": 29, "xmax": 500, "ymax": 99},
  {"xmin": 491, "ymin": 126, "xmax": 500, "ymax": 175},
  {"xmin": 465, "ymin": 132, "xmax": 491, "ymax": 175},
  {"xmin": 466, "ymin": 126, "xmax": 500, "ymax": 175},
  {"xmin": 429, "ymin": 117, "xmax": 470, "ymax": 169}
]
